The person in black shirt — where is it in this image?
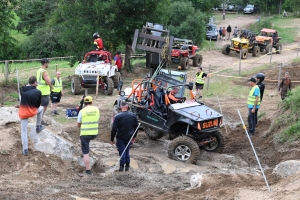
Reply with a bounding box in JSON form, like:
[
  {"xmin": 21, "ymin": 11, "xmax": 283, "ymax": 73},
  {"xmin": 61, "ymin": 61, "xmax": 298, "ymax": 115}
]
[
  {"xmin": 255, "ymin": 73, "xmax": 265, "ymax": 102},
  {"xmin": 110, "ymin": 101, "xmax": 138, "ymax": 172}
]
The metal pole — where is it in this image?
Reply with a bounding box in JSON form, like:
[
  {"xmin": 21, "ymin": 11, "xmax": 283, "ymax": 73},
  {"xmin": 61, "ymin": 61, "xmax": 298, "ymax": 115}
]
[
  {"xmin": 111, "ymin": 123, "xmax": 141, "ymax": 173},
  {"xmin": 239, "ymin": 51, "xmax": 241, "ymax": 76},
  {"xmin": 217, "ymin": 95, "xmax": 227, "ymax": 134},
  {"xmin": 5, "ymin": 60, "xmax": 9, "ymax": 82},
  {"xmin": 207, "ymin": 64, "xmax": 211, "ymax": 90},
  {"xmin": 269, "ymin": 46, "xmax": 272, "ymax": 64},
  {"xmin": 277, "ymin": 63, "xmax": 282, "ymax": 87},
  {"xmin": 297, "ymin": 42, "xmax": 300, "ymax": 58},
  {"xmin": 95, "ymin": 71, "xmax": 99, "ymax": 99},
  {"xmin": 237, "ymin": 110, "xmax": 271, "ymax": 192},
  {"xmin": 16, "ymin": 67, "xmax": 21, "ymax": 103}
]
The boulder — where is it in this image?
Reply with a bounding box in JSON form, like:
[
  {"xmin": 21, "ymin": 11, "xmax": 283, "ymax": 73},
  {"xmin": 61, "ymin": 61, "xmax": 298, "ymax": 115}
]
[
  {"xmin": 273, "ymin": 160, "xmax": 300, "ymax": 177},
  {"xmin": 0, "ymin": 107, "xmax": 19, "ymax": 126}
]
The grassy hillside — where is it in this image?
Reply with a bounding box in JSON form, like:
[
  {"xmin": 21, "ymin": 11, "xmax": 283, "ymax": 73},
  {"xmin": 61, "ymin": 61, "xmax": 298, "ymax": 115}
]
[{"xmin": 10, "ymin": 12, "xmax": 28, "ymax": 43}]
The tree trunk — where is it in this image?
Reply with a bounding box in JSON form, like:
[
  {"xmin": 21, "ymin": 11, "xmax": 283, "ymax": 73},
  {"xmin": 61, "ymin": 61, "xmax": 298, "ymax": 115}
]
[
  {"xmin": 278, "ymin": 0, "xmax": 282, "ymax": 15},
  {"xmin": 222, "ymin": 0, "xmax": 225, "ymax": 20},
  {"xmin": 124, "ymin": 39, "xmax": 132, "ymax": 70}
]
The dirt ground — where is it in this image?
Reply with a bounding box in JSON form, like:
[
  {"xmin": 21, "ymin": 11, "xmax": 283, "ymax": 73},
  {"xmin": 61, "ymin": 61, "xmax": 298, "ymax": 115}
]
[{"xmin": 1, "ymin": 15, "xmax": 300, "ymax": 200}]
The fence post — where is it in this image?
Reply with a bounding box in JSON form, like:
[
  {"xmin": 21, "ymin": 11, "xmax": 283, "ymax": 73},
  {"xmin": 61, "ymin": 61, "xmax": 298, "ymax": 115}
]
[
  {"xmin": 277, "ymin": 63, "xmax": 282, "ymax": 87},
  {"xmin": 239, "ymin": 50, "xmax": 241, "ymax": 76},
  {"xmin": 269, "ymin": 46, "xmax": 272, "ymax": 64},
  {"xmin": 207, "ymin": 64, "xmax": 211, "ymax": 90},
  {"xmin": 5, "ymin": 60, "xmax": 9, "ymax": 82}
]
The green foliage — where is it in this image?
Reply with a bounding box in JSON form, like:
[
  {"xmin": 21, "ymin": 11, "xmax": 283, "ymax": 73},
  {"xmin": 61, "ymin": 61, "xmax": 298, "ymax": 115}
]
[
  {"xmin": 257, "ymin": 112, "xmax": 265, "ymax": 119},
  {"xmin": 0, "ymin": 0, "xmax": 18, "ymax": 60},
  {"xmin": 15, "ymin": 0, "xmax": 58, "ymax": 35},
  {"xmin": 168, "ymin": 1, "xmax": 206, "ymax": 45},
  {"xmin": 281, "ymin": 87, "xmax": 300, "ymax": 112},
  {"xmin": 278, "ymin": 120, "xmax": 300, "ymax": 142},
  {"xmin": 249, "ymin": 17, "xmax": 273, "ymax": 33},
  {"xmin": 283, "ymin": 0, "xmax": 300, "ymax": 13}
]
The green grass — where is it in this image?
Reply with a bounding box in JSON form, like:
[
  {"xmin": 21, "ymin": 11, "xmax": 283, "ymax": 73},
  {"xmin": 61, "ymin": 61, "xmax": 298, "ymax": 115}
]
[
  {"xmin": 291, "ymin": 57, "xmax": 300, "ymax": 65},
  {"xmin": 240, "ymin": 64, "xmax": 273, "ymax": 77},
  {"xmin": 131, "ymin": 58, "xmax": 146, "ymax": 68},
  {"xmin": 201, "ymin": 40, "xmax": 221, "ymax": 52},
  {"xmin": 258, "ymin": 112, "xmax": 265, "ymax": 119}
]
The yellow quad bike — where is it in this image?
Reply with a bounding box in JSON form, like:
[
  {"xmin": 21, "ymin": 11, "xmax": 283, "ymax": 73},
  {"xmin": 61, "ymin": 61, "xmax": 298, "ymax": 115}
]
[{"xmin": 222, "ymin": 30, "xmax": 259, "ymax": 59}]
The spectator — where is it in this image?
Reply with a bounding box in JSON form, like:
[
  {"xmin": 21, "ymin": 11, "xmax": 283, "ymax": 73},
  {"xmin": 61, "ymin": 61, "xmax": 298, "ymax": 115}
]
[
  {"xmin": 114, "ymin": 51, "xmax": 123, "ymax": 74},
  {"xmin": 19, "ymin": 76, "xmax": 45, "ymax": 156},
  {"xmin": 233, "ymin": 26, "xmax": 239, "ymax": 37},
  {"xmin": 219, "ymin": 27, "xmax": 222, "ymax": 40},
  {"xmin": 227, "ymin": 25, "xmax": 232, "ymax": 40},
  {"xmin": 195, "ymin": 67, "xmax": 208, "ymax": 99},
  {"xmin": 222, "ymin": 27, "xmax": 226, "ymax": 41},
  {"xmin": 278, "ymin": 72, "xmax": 292, "ymax": 100},
  {"xmin": 50, "ymin": 71, "xmax": 64, "ymax": 116},
  {"xmin": 247, "ymin": 78, "xmax": 261, "ymax": 136}
]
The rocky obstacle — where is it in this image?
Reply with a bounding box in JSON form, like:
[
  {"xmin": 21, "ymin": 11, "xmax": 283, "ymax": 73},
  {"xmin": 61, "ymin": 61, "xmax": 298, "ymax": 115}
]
[{"xmin": 0, "ymin": 107, "xmax": 19, "ymax": 125}]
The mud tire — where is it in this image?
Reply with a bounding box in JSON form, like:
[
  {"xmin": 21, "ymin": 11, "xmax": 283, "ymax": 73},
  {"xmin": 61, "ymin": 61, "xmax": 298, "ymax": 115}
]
[
  {"xmin": 240, "ymin": 49, "xmax": 248, "ymax": 59},
  {"xmin": 265, "ymin": 44, "xmax": 272, "ymax": 54},
  {"xmin": 168, "ymin": 135, "xmax": 200, "ymax": 164},
  {"xmin": 193, "ymin": 54, "xmax": 203, "ymax": 67},
  {"xmin": 276, "ymin": 43, "xmax": 282, "ymax": 54},
  {"xmin": 222, "ymin": 44, "xmax": 231, "ymax": 55},
  {"xmin": 181, "ymin": 57, "xmax": 189, "ymax": 70},
  {"xmin": 71, "ymin": 76, "xmax": 81, "ymax": 95},
  {"xmin": 201, "ymin": 131, "xmax": 225, "ymax": 153},
  {"xmin": 144, "ymin": 126, "xmax": 164, "ymax": 140},
  {"xmin": 112, "ymin": 72, "xmax": 121, "ymax": 88},
  {"xmin": 102, "ymin": 77, "xmax": 114, "ymax": 95},
  {"xmin": 252, "ymin": 46, "xmax": 260, "ymax": 57}
]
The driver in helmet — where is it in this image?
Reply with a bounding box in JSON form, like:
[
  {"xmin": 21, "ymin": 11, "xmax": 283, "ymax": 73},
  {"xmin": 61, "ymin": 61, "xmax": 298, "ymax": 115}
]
[
  {"xmin": 255, "ymin": 73, "xmax": 265, "ymax": 102},
  {"xmin": 93, "ymin": 32, "xmax": 103, "ymax": 50}
]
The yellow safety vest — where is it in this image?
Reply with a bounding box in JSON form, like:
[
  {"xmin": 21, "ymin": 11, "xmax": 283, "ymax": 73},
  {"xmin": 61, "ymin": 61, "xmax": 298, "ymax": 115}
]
[
  {"xmin": 52, "ymin": 77, "xmax": 62, "ymax": 93},
  {"xmin": 37, "ymin": 68, "xmax": 50, "ymax": 95},
  {"xmin": 247, "ymin": 85, "xmax": 261, "ymax": 106},
  {"xmin": 80, "ymin": 106, "xmax": 100, "ymax": 136},
  {"xmin": 196, "ymin": 72, "xmax": 204, "ymax": 84}
]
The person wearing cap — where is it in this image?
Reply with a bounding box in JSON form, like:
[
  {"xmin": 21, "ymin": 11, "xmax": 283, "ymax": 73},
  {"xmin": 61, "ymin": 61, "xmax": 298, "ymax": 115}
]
[
  {"xmin": 37, "ymin": 58, "xmax": 53, "ymax": 125},
  {"xmin": 110, "ymin": 101, "xmax": 138, "ymax": 172},
  {"xmin": 247, "ymin": 78, "xmax": 261, "ymax": 136},
  {"xmin": 93, "ymin": 32, "xmax": 103, "ymax": 50},
  {"xmin": 77, "ymin": 96, "xmax": 100, "ymax": 176},
  {"xmin": 195, "ymin": 67, "xmax": 208, "ymax": 99},
  {"xmin": 50, "ymin": 71, "xmax": 64, "ymax": 116},
  {"xmin": 18, "ymin": 76, "xmax": 45, "ymax": 156},
  {"xmin": 168, "ymin": 87, "xmax": 186, "ymax": 103},
  {"xmin": 278, "ymin": 72, "xmax": 292, "ymax": 100}
]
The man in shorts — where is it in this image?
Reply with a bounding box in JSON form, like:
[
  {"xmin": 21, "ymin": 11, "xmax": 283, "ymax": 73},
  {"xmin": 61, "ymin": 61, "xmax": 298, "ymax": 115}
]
[
  {"xmin": 36, "ymin": 58, "xmax": 53, "ymax": 125},
  {"xmin": 77, "ymin": 96, "xmax": 100, "ymax": 176},
  {"xmin": 50, "ymin": 71, "xmax": 64, "ymax": 115},
  {"xmin": 195, "ymin": 67, "xmax": 207, "ymax": 99}
]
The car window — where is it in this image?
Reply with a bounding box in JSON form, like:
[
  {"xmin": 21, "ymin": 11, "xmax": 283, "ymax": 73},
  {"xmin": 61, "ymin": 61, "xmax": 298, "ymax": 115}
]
[{"xmin": 246, "ymin": 5, "xmax": 254, "ymax": 8}]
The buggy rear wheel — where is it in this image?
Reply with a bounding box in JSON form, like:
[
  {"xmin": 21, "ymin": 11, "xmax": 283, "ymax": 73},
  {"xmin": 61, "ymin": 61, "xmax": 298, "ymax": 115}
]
[
  {"xmin": 102, "ymin": 77, "xmax": 114, "ymax": 95},
  {"xmin": 168, "ymin": 135, "xmax": 200, "ymax": 164},
  {"xmin": 222, "ymin": 44, "xmax": 231, "ymax": 55},
  {"xmin": 144, "ymin": 126, "xmax": 164, "ymax": 140},
  {"xmin": 180, "ymin": 57, "xmax": 189, "ymax": 70},
  {"xmin": 193, "ymin": 54, "xmax": 203, "ymax": 67},
  {"xmin": 71, "ymin": 76, "xmax": 81, "ymax": 95},
  {"xmin": 201, "ymin": 131, "xmax": 225, "ymax": 153},
  {"xmin": 265, "ymin": 44, "xmax": 272, "ymax": 54},
  {"xmin": 252, "ymin": 46, "xmax": 260, "ymax": 57}
]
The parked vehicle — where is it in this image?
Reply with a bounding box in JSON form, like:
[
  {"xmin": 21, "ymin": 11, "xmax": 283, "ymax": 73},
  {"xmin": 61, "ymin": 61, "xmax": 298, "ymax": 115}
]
[
  {"xmin": 243, "ymin": 4, "xmax": 258, "ymax": 14},
  {"xmin": 206, "ymin": 24, "xmax": 218, "ymax": 41}
]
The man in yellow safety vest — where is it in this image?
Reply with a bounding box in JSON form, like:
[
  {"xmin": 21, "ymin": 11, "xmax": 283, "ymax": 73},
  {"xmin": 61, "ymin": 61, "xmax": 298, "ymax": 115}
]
[
  {"xmin": 195, "ymin": 67, "xmax": 207, "ymax": 99},
  {"xmin": 77, "ymin": 96, "xmax": 100, "ymax": 176},
  {"xmin": 36, "ymin": 58, "xmax": 53, "ymax": 125},
  {"xmin": 247, "ymin": 78, "xmax": 261, "ymax": 136},
  {"xmin": 50, "ymin": 71, "xmax": 64, "ymax": 116}
]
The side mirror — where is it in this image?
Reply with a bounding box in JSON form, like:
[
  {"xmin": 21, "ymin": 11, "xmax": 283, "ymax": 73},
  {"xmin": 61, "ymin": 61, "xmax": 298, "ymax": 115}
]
[
  {"xmin": 188, "ymin": 82, "xmax": 193, "ymax": 90},
  {"xmin": 120, "ymin": 91, "xmax": 125, "ymax": 96}
]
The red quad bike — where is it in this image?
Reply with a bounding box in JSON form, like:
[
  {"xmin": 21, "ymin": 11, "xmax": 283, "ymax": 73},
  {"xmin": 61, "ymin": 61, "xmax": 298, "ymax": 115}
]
[
  {"xmin": 71, "ymin": 50, "xmax": 121, "ymax": 95},
  {"xmin": 171, "ymin": 38, "xmax": 203, "ymax": 70}
]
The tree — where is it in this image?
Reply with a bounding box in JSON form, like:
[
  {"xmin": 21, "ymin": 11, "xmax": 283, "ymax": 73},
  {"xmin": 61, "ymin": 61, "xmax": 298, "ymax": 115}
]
[
  {"xmin": 15, "ymin": 0, "xmax": 58, "ymax": 35},
  {"xmin": 0, "ymin": 0, "xmax": 18, "ymax": 60}
]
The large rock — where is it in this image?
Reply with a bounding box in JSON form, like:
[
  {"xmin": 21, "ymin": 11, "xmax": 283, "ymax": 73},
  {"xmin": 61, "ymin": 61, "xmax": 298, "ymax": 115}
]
[
  {"xmin": 273, "ymin": 160, "xmax": 300, "ymax": 177},
  {"xmin": 0, "ymin": 107, "xmax": 19, "ymax": 126}
]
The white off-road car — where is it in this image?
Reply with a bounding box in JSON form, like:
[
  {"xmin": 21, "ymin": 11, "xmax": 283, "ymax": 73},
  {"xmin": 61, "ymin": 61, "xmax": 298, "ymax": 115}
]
[{"xmin": 71, "ymin": 50, "xmax": 121, "ymax": 95}]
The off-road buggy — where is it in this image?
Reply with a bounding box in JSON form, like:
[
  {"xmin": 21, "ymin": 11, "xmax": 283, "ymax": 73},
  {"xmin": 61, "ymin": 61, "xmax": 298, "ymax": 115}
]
[
  {"xmin": 112, "ymin": 69, "xmax": 225, "ymax": 164},
  {"xmin": 71, "ymin": 50, "xmax": 121, "ymax": 95},
  {"xmin": 254, "ymin": 28, "xmax": 282, "ymax": 54},
  {"xmin": 171, "ymin": 38, "xmax": 203, "ymax": 70},
  {"xmin": 222, "ymin": 29, "xmax": 259, "ymax": 59}
]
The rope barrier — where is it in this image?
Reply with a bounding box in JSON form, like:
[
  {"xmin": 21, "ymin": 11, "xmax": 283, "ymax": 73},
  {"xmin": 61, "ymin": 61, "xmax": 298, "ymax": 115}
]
[{"xmin": 0, "ymin": 56, "xmax": 73, "ymax": 63}]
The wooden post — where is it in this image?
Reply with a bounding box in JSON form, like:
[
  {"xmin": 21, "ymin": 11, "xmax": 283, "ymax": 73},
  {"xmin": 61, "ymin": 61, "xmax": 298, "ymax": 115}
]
[
  {"xmin": 239, "ymin": 51, "xmax": 242, "ymax": 76},
  {"xmin": 277, "ymin": 63, "xmax": 282, "ymax": 87},
  {"xmin": 207, "ymin": 64, "xmax": 211, "ymax": 90},
  {"xmin": 5, "ymin": 60, "xmax": 9, "ymax": 82},
  {"xmin": 95, "ymin": 71, "xmax": 100, "ymax": 99},
  {"xmin": 269, "ymin": 46, "xmax": 272, "ymax": 64}
]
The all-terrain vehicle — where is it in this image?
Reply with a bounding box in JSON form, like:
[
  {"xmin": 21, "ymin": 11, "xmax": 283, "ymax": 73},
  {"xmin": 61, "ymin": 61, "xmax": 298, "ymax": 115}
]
[
  {"xmin": 71, "ymin": 50, "xmax": 121, "ymax": 95},
  {"xmin": 171, "ymin": 38, "xmax": 203, "ymax": 70},
  {"xmin": 112, "ymin": 69, "xmax": 225, "ymax": 164},
  {"xmin": 254, "ymin": 28, "xmax": 282, "ymax": 54},
  {"xmin": 222, "ymin": 29, "xmax": 259, "ymax": 59}
]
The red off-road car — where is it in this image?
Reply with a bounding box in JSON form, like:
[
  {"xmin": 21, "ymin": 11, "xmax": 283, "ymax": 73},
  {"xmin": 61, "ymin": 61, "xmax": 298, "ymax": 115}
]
[{"xmin": 171, "ymin": 38, "xmax": 203, "ymax": 70}]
